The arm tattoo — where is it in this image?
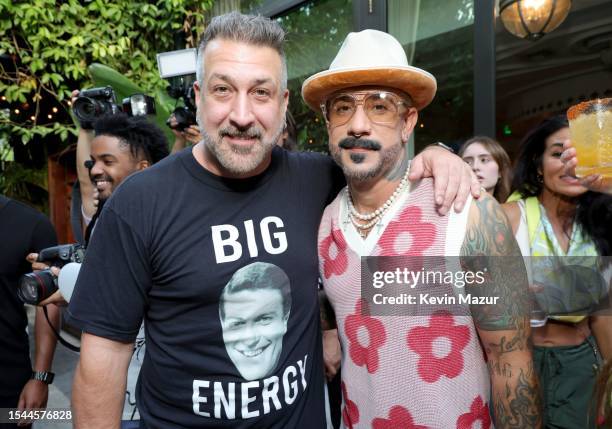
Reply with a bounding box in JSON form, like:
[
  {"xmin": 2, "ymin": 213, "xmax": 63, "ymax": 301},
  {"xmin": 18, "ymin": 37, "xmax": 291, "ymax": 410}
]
[
  {"xmin": 460, "ymin": 195, "xmax": 531, "ymax": 330},
  {"xmin": 491, "ymin": 362, "xmax": 542, "ymax": 428},
  {"xmin": 461, "ymin": 195, "xmax": 542, "ymax": 428}
]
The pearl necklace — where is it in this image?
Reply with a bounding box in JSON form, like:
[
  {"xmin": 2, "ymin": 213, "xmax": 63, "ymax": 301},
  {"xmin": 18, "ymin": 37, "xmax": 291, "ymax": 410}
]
[{"xmin": 347, "ymin": 168, "xmax": 410, "ymax": 236}]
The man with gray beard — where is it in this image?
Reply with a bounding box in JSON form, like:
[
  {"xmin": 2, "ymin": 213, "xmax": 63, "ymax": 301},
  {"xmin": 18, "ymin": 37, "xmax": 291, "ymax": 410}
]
[{"xmin": 66, "ymin": 12, "xmax": 481, "ymax": 429}]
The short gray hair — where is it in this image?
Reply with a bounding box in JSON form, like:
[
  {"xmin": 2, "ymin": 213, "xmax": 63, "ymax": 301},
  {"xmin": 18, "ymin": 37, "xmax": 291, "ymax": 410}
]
[{"xmin": 196, "ymin": 12, "xmax": 287, "ymax": 91}]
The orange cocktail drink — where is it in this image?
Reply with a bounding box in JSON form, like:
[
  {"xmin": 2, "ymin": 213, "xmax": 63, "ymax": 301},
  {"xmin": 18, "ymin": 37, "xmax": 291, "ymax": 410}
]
[{"xmin": 567, "ymin": 98, "xmax": 612, "ymax": 180}]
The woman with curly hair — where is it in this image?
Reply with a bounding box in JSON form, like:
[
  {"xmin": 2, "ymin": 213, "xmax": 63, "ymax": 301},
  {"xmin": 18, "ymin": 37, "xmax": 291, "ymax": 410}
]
[{"xmin": 502, "ymin": 115, "xmax": 612, "ymax": 429}]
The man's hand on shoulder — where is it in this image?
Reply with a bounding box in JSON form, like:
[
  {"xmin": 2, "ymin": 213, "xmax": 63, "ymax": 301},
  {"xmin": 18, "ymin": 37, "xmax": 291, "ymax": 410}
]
[{"xmin": 410, "ymin": 145, "xmax": 481, "ymax": 215}]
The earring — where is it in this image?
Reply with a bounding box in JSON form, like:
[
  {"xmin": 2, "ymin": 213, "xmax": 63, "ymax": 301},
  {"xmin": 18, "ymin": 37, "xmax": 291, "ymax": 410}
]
[{"xmin": 537, "ymin": 174, "xmax": 544, "ymax": 183}]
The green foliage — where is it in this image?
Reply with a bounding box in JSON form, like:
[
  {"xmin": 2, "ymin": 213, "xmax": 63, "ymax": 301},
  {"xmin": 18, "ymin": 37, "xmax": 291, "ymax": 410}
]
[
  {"xmin": 0, "ymin": 0, "xmax": 212, "ymax": 145},
  {"xmin": 0, "ymin": 0, "xmax": 213, "ymax": 203},
  {"xmin": 0, "ymin": 161, "xmax": 49, "ymax": 213}
]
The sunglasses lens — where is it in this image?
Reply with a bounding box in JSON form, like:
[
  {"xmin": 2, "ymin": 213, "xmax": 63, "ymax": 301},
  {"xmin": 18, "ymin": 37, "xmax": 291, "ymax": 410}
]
[
  {"xmin": 328, "ymin": 95, "xmax": 356, "ymax": 126},
  {"xmin": 365, "ymin": 93, "xmax": 398, "ymax": 123},
  {"xmin": 326, "ymin": 92, "xmax": 402, "ymax": 126}
]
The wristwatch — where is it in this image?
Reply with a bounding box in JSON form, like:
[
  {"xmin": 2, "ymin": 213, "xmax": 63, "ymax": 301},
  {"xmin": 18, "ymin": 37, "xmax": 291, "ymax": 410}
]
[
  {"xmin": 31, "ymin": 371, "xmax": 54, "ymax": 385},
  {"xmin": 430, "ymin": 141, "xmax": 455, "ymax": 153}
]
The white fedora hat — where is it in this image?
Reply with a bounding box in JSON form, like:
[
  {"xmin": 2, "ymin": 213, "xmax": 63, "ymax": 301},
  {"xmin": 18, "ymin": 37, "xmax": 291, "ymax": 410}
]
[{"xmin": 301, "ymin": 29, "xmax": 437, "ymax": 112}]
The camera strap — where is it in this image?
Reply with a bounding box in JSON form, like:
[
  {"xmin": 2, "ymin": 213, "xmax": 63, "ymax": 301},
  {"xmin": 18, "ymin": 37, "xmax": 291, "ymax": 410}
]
[
  {"xmin": 43, "ymin": 306, "xmax": 80, "ymax": 353},
  {"xmin": 70, "ymin": 182, "xmax": 86, "ymax": 245}
]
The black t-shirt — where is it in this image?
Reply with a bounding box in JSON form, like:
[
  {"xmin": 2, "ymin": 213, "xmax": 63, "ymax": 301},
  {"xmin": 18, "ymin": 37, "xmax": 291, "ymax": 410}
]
[
  {"xmin": 67, "ymin": 147, "xmax": 343, "ymax": 428},
  {"xmin": 0, "ymin": 196, "xmax": 57, "ymax": 397}
]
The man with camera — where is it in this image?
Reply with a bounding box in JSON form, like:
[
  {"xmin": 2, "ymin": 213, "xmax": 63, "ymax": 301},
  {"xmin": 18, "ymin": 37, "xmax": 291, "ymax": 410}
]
[
  {"xmin": 25, "ymin": 111, "xmax": 169, "ymax": 427},
  {"xmin": 65, "ymin": 12, "xmax": 481, "ymax": 428},
  {"xmin": 67, "ymin": 89, "xmax": 168, "ymax": 243},
  {"xmin": 28, "ymin": 111, "xmax": 170, "ymax": 284},
  {"xmin": 0, "ymin": 195, "xmax": 59, "ymax": 428}
]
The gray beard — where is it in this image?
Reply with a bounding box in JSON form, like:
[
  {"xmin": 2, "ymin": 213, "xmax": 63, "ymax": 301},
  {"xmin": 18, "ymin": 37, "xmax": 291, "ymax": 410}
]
[{"xmin": 200, "ymin": 126, "xmax": 284, "ymax": 176}]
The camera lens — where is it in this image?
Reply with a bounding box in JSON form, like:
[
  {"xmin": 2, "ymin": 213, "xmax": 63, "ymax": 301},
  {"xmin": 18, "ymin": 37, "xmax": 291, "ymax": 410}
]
[
  {"xmin": 80, "ymin": 102, "xmax": 96, "ymax": 116},
  {"xmin": 17, "ymin": 270, "xmax": 58, "ymax": 305},
  {"xmin": 170, "ymin": 107, "xmax": 196, "ymax": 131},
  {"xmin": 73, "ymin": 97, "xmax": 106, "ymax": 122}
]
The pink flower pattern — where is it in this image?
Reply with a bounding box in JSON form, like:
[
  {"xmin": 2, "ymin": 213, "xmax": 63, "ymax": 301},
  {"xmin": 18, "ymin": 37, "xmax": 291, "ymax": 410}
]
[
  {"xmin": 341, "ymin": 381, "xmax": 359, "ymax": 429},
  {"xmin": 407, "ymin": 311, "xmax": 471, "ymax": 383},
  {"xmin": 456, "ymin": 396, "xmax": 492, "ymax": 429},
  {"xmin": 344, "ymin": 299, "xmax": 387, "ymax": 373},
  {"xmin": 372, "ymin": 406, "xmax": 429, "ymax": 429},
  {"xmin": 320, "ymin": 227, "xmax": 348, "ymax": 279},
  {"xmin": 378, "ymin": 206, "xmax": 436, "ymax": 257}
]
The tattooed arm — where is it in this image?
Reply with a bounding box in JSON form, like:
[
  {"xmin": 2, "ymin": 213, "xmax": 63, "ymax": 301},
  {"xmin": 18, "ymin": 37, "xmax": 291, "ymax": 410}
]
[{"xmin": 461, "ymin": 194, "xmax": 542, "ymax": 429}]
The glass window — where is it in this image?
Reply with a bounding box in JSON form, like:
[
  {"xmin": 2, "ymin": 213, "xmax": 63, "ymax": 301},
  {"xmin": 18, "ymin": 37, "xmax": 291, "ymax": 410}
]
[
  {"xmin": 275, "ymin": 0, "xmax": 353, "ymax": 152},
  {"xmin": 495, "ymin": 0, "xmax": 612, "ymax": 159},
  {"xmin": 388, "ymin": 0, "xmax": 475, "ymax": 153}
]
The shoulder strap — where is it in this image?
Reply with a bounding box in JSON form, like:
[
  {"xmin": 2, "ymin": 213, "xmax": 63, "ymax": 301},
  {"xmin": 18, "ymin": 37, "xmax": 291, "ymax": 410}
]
[
  {"xmin": 70, "ymin": 182, "xmax": 85, "ymax": 245},
  {"xmin": 524, "ymin": 196, "xmax": 541, "ymax": 246}
]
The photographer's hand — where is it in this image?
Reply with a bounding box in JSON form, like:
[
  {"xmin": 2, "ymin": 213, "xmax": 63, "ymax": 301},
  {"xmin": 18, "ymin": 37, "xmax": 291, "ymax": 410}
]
[
  {"xmin": 170, "ymin": 114, "xmax": 188, "ymax": 154},
  {"xmin": 38, "ymin": 289, "xmax": 67, "ymax": 307},
  {"xmin": 26, "ymin": 252, "xmax": 48, "ymax": 271},
  {"xmin": 25, "ymin": 254, "xmax": 68, "ymax": 306},
  {"xmin": 183, "ymin": 125, "xmax": 202, "ymax": 145}
]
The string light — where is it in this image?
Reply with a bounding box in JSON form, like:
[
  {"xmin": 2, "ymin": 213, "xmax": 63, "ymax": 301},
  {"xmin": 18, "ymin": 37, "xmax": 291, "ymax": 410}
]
[
  {"xmin": 52, "ymin": 107, "xmax": 58, "ymax": 113},
  {"xmin": 419, "ymin": 123, "xmax": 424, "ymax": 128},
  {"xmin": 14, "ymin": 109, "xmax": 20, "ymax": 114},
  {"xmin": 1, "ymin": 96, "xmax": 6, "ymax": 101},
  {"xmin": 30, "ymin": 116, "xmax": 35, "ymax": 121},
  {"xmin": 67, "ymin": 100, "xmax": 72, "ymax": 106},
  {"xmin": 47, "ymin": 114, "xmax": 52, "ymax": 119}
]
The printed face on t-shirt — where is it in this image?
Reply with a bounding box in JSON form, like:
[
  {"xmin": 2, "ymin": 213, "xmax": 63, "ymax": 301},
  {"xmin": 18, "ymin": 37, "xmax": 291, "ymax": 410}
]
[{"xmin": 219, "ymin": 263, "xmax": 291, "ymax": 381}]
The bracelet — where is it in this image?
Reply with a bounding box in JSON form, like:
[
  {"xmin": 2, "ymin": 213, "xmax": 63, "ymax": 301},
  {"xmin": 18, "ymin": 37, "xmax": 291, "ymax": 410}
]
[{"xmin": 31, "ymin": 371, "xmax": 54, "ymax": 385}]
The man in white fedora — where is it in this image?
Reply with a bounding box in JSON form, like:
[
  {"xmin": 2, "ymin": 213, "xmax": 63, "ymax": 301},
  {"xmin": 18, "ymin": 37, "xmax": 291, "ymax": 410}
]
[{"xmin": 305, "ymin": 30, "xmax": 542, "ymax": 428}]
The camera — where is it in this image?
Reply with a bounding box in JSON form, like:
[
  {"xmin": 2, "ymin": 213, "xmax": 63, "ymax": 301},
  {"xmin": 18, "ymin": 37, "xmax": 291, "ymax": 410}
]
[
  {"xmin": 157, "ymin": 49, "xmax": 198, "ymax": 131},
  {"xmin": 73, "ymin": 86, "xmax": 156, "ymax": 129},
  {"xmin": 18, "ymin": 244, "xmax": 85, "ymax": 305},
  {"xmin": 167, "ymin": 84, "xmax": 197, "ymax": 131},
  {"xmin": 73, "ymin": 87, "xmax": 120, "ymax": 129}
]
